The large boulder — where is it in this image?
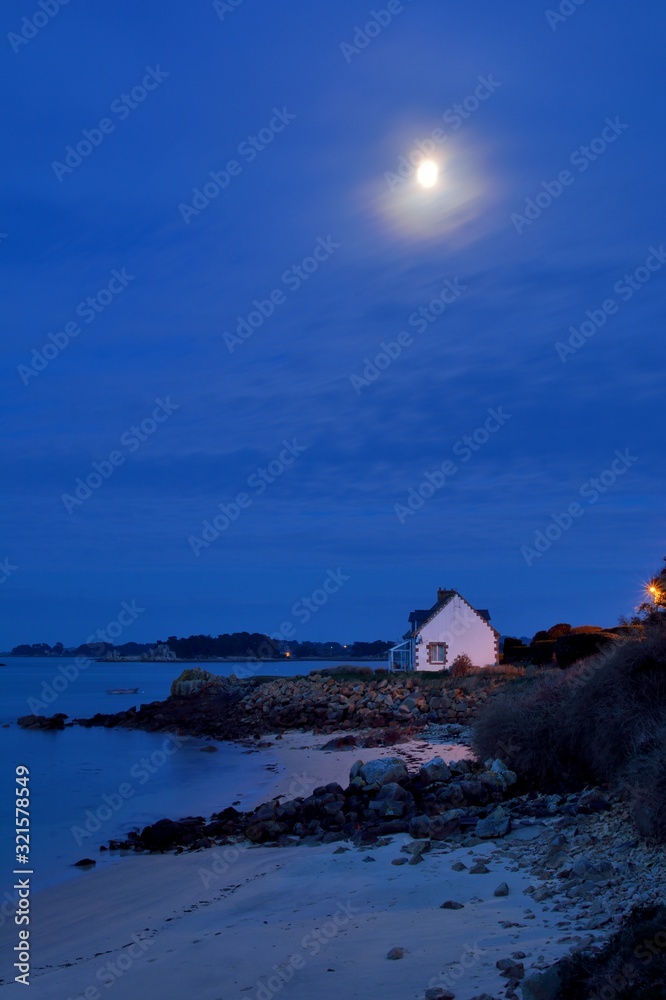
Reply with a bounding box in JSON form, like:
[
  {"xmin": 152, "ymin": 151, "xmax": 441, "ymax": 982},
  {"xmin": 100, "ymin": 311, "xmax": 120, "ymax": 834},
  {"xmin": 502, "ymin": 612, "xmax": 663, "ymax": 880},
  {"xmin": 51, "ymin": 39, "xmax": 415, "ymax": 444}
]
[
  {"xmin": 368, "ymin": 782, "xmax": 415, "ymax": 818},
  {"xmin": 475, "ymin": 806, "xmax": 511, "ymax": 839},
  {"xmin": 410, "ymin": 809, "xmax": 466, "ymax": 839},
  {"xmin": 357, "ymin": 758, "xmax": 409, "ymax": 788},
  {"xmin": 419, "ymin": 756, "xmax": 452, "ymax": 784},
  {"xmin": 170, "ymin": 668, "xmax": 225, "ymax": 698}
]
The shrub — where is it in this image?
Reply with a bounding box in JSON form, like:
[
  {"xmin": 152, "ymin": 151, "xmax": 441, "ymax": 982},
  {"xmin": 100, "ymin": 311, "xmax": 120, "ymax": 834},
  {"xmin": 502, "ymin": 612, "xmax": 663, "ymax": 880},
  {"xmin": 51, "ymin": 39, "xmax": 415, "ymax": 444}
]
[
  {"xmin": 473, "ymin": 620, "xmax": 666, "ymax": 838},
  {"xmin": 555, "ymin": 630, "xmax": 619, "ymax": 668},
  {"xmin": 547, "ymin": 622, "xmax": 572, "ymax": 638},
  {"xmin": 527, "ymin": 639, "xmax": 556, "ymax": 666},
  {"xmin": 552, "ymin": 905, "xmax": 666, "ymax": 999},
  {"xmin": 450, "ymin": 653, "xmax": 474, "ymax": 677}
]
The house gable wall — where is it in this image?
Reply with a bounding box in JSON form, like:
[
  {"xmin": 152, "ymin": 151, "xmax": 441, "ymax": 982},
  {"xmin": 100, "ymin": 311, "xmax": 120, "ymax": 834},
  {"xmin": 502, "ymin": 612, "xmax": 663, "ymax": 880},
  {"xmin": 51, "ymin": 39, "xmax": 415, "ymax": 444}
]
[{"xmin": 414, "ymin": 594, "xmax": 498, "ymax": 671}]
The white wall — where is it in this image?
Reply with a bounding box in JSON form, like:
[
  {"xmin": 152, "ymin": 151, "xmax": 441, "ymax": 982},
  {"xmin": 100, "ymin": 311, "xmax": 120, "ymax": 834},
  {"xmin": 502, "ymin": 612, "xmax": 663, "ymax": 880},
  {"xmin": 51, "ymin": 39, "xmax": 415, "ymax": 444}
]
[{"xmin": 413, "ymin": 595, "xmax": 497, "ymax": 671}]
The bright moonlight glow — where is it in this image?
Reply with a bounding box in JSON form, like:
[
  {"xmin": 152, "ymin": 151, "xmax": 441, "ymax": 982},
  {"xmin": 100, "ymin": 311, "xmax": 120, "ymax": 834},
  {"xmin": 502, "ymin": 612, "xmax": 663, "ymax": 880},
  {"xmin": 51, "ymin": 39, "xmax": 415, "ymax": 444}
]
[{"xmin": 417, "ymin": 160, "xmax": 439, "ymax": 188}]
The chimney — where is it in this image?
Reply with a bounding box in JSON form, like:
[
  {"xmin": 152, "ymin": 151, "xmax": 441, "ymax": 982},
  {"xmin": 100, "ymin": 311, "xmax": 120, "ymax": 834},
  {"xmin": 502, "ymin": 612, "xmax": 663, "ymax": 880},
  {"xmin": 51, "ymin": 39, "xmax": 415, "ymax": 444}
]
[{"xmin": 437, "ymin": 588, "xmax": 449, "ymax": 602}]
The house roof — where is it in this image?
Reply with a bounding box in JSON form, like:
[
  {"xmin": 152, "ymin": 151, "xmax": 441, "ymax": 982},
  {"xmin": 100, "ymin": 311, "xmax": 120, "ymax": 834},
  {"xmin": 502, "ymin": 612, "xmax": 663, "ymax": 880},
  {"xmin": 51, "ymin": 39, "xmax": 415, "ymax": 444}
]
[
  {"xmin": 408, "ymin": 590, "xmax": 457, "ymax": 633},
  {"xmin": 407, "ymin": 590, "xmax": 498, "ymax": 636}
]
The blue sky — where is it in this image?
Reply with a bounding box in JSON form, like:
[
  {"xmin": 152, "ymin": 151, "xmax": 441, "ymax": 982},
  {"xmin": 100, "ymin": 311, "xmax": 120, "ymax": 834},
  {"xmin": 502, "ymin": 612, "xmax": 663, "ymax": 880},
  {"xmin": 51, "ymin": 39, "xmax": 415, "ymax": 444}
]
[{"xmin": 2, "ymin": 0, "xmax": 665, "ymax": 648}]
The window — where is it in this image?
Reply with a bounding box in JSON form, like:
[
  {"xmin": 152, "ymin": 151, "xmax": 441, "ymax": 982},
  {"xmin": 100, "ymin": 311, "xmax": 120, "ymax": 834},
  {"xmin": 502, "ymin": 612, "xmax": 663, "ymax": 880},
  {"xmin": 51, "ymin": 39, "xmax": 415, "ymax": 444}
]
[{"xmin": 429, "ymin": 642, "xmax": 446, "ymax": 664}]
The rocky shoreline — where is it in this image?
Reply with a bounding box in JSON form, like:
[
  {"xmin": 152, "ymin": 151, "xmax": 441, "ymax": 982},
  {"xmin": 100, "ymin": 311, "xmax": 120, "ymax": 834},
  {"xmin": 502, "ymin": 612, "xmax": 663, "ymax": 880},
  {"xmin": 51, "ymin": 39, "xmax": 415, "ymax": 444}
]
[{"xmin": 18, "ymin": 666, "xmax": 510, "ymax": 742}]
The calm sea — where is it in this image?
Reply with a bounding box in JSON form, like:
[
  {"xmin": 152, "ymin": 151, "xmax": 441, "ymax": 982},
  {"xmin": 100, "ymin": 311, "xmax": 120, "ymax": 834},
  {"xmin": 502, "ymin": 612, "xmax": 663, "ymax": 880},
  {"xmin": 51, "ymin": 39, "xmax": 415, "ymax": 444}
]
[{"xmin": 0, "ymin": 656, "xmax": 378, "ymax": 904}]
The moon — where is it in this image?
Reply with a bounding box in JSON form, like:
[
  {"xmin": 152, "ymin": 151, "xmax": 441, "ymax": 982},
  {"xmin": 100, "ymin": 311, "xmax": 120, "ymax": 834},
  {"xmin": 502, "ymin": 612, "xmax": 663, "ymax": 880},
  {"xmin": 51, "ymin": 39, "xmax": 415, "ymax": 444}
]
[{"xmin": 416, "ymin": 160, "xmax": 439, "ymax": 188}]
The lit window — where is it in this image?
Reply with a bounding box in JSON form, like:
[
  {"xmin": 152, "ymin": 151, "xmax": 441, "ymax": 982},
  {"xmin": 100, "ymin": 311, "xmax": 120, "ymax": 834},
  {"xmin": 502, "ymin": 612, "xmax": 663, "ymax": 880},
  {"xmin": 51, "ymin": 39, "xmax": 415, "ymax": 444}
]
[{"xmin": 429, "ymin": 643, "xmax": 446, "ymax": 663}]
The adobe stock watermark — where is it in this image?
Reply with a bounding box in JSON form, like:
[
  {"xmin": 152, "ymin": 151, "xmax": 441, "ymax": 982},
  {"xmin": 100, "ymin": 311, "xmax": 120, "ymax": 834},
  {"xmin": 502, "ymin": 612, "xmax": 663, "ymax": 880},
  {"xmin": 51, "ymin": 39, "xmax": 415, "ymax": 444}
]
[
  {"xmin": 587, "ymin": 924, "xmax": 666, "ymax": 1000},
  {"xmin": 188, "ymin": 439, "xmax": 307, "ymax": 556},
  {"xmin": 63, "ymin": 929, "xmax": 156, "ymax": 1000},
  {"xmin": 198, "ymin": 773, "xmax": 316, "ymax": 887},
  {"xmin": 17, "ymin": 268, "xmax": 135, "ymax": 385},
  {"xmin": 60, "ymin": 397, "xmax": 179, "ymax": 514},
  {"xmin": 71, "ymin": 734, "xmax": 184, "ymax": 846},
  {"xmin": 7, "ymin": 0, "xmax": 72, "ymax": 54},
  {"xmin": 26, "ymin": 600, "xmax": 145, "ymax": 713},
  {"xmin": 51, "ymin": 67, "xmax": 169, "ymax": 182},
  {"xmin": 250, "ymin": 901, "xmax": 358, "ymax": 1000},
  {"xmin": 394, "ymin": 407, "xmax": 510, "ymax": 523},
  {"xmin": 228, "ymin": 568, "xmax": 351, "ymax": 680},
  {"xmin": 426, "ymin": 941, "xmax": 483, "ymax": 994},
  {"xmin": 350, "ymin": 278, "xmax": 467, "ymax": 395},
  {"xmin": 224, "ymin": 236, "xmax": 340, "ymax": 353},
  {"xmin": 520, "ymin": 449, "xmax": 638, "ymax": 566},
  {"xmin": 555, "ymin": 245, "xmax": 666, "ymax": 362},
  {"xmin": 340, "ymin": 1, "xmax": 415, "ymax": 64},
  {"xmin": 385, "ymin": 75, "xmax": 502, "ymax": 191},
  {"xmin": 511, "ymin": 116, "xmax": 629, "ymax": 234},
  {"xmin": 546, "ymin": 0, "xmax": 589, "ymax": 31},
  {"xmin": 0, "ymin": 559, "xmax": 18, "ymax": 584},
  {"xmin": 179, "ymin": 107, "xmax": 296, "ymax": 224},
  {"xmin": 213, "ymin": 0, "xmax": 246, "ymax": 21}
]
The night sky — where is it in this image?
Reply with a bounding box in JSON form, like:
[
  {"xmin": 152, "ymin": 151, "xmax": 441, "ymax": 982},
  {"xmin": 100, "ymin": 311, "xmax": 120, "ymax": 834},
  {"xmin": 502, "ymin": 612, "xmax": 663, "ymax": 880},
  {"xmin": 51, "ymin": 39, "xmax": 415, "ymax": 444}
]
[{"xmin": 2, "ymin": 0, "xmax": 665, "ymax": 649}]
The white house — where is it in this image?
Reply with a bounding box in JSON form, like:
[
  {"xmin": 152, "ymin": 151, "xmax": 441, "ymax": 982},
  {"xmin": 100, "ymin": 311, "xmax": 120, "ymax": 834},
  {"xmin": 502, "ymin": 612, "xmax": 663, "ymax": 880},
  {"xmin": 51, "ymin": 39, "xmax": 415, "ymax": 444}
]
[{"xmin": 388, "ymin": 588, "xmax": 499, "ymax": 672}]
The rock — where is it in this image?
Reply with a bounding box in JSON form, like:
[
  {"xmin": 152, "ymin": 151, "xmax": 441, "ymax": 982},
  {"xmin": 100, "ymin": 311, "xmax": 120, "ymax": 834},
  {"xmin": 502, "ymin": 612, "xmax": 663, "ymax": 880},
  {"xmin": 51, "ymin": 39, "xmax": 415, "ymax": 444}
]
[
  {"xmin": 321, "ymin": 734, "xmax": 357, "ymax": 750},
  {"xmin": 349, "ymin": 760, "xmax": 365, "ymax": 781},
  {"xmin": 577, "ymin": 791, "xmax": 611, "ymax": 813},
  {"xmin": 425, "ymin": 989, "xmax": 455, "ymax": 1000},
  {"xmin": 200, "ymin": 744, "xmax": 218, "ymax": 752},
  {"xmin": 18, "ymin": 713, "xmax": 67, "ymax": 730},
  {"xmin": 429, "ymin": 809, "xmax": 466, "ymax": 840},
  {"xmin": 358, "ymin": 758, "xmax": 409, "ymax": 788},
  {"xmin": 440, "ymin": 900, "xmax": 464, "ymax": 909},
  {"xmin": 451, "ymin": 861, "xmax": 467, "ymax": 872},
  {"xmin": 493, "ymin": 881, "xmax": 509, "ymax": 897},
  {"xmin": 369, "ymin": 781, "xmax": 415, "ymax": 818},
  {"xmin": 571, "ymin": 857, "xmax": 613, "ymax": 882},
  {"xmin": 74, "ymin": 858, "xmax": 96, "ymax": 867},
  {"xmin": 497, "ymin": 958, "xmax": 524, "ymax": 979},
  {"xmin": 392, "ymin": 858, "xmax": 408, "ymax": 866},
  {"xmin": 475, "ymin": 806, "xmax": 511, "ymax": 839},
  {"xmin": 521, "ymin": 965, "xmax": 564, "ymax": 1000},
  {"xmin": 420, "ymin": 756, "xmax": 452, "ymax": 784},
  {"xmin": 402, "ymin": 839, "xmax": 431, "ymax": 857},
  {"xmin": 409, "ymin": 814, "xmax": 432, "ymax": 839},
  {"xmin": 138, "ymin": 818, "xmax": 202, "ymax": 852},
  {"xmin": 469, "ymin": 862, "xmax": 490, "ymax": 874},
  {"xmin": 170, "ymin": 668, "xmax": 223, "ymax": 698},
  {"xmin": 386, "ymin": 947, "xmax": 406, "ymax": 960}
]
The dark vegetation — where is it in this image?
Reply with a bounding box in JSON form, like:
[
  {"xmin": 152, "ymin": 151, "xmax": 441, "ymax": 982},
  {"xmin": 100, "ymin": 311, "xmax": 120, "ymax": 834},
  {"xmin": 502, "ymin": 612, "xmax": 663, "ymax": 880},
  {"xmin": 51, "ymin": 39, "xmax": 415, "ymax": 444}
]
[
  {"xmin": 534, "ymin": 905, "xmax": 666, "ymax": 999},
  {"xmin": 9, "ymin": 634, "xmax": 394, "ymax": 660},
  {"xmin": 475, "ymin": 617, "xmax": 666, "ymax": 840}
]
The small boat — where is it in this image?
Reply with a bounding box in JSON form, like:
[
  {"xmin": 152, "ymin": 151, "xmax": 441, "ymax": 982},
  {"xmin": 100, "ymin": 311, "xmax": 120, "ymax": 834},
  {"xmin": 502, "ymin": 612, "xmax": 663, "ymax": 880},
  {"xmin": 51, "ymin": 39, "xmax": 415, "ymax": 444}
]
[{"xmin": 107, "ymin": 687, "xmax": 139, "ymax": 695}]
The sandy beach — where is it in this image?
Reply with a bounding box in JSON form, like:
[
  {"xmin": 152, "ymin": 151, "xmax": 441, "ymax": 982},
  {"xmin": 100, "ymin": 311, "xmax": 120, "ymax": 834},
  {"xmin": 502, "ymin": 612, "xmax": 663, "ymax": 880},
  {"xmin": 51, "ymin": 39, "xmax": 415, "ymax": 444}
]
[
  {"xmin": 1, "ymin": 730, "xmax": 577, "ymax": 999},
  {"xmin": 1, "ymin": 824, "xmax": 569, "ymax": 1000}
]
